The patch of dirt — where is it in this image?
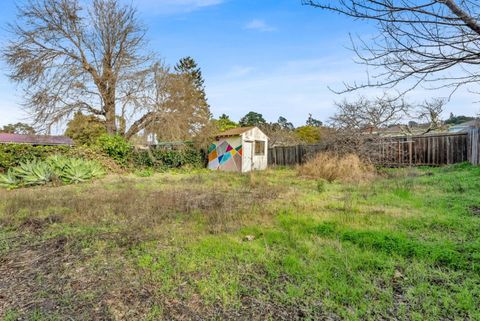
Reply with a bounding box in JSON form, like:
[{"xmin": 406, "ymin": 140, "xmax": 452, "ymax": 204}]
[
  {"xmin": 0, "ymin": 235, "xmax": 155, "ymax": 320},
  {"xmin": 468, "ymin": 206, "xmax": 480, "ymax": 216},
  {"xmin": 387, "ymin": 267, "xmax": 409, "ymax": 321},
  {"xmin": 19, "ymin": 215, "xmax": 63, "ymax": 233}
]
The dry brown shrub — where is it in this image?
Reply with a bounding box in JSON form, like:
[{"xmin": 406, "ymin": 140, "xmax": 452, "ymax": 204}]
[{"xmin": 298, "ymin": 152, "xmax": 376, "ymax": 183}]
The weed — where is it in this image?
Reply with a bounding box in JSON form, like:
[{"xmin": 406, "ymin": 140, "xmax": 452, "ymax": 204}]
[
  {"xmin": 134, "ymin": 168, "xmax": 154, "ymax": 177},
  {"xmin": 0, "ymin": 165, "xmax": 479, "ymax": 320},
  {"xmin": 298, "ymin": 152, "xmax": 376, "ymax": 183},
  {"xmin": 316, "ymin": 179, "xmax": 327, "ymax": 193}
]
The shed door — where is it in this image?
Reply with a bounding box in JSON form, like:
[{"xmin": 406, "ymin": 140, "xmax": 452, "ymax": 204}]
[{"xmin": 242, "ymin": 141, "xmax": 254, "ymax": 172}]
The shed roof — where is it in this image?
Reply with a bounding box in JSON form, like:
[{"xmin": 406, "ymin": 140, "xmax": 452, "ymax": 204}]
[
  {"xmin": 216, "ymin": 126, "xmax": 255, "ymax": 138},
  {"xmin": 0, "ymin": 133, "xmax": 74, "ymax": 146}
]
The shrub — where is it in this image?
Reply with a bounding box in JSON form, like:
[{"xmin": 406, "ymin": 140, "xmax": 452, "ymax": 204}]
[
  {"xmin": 65, "ymin": 112, "xmax": 107, "ymax": 145},
  {"xmin": 96, "ymin": 134, "xmax": 132, "ymax": 165},
  {"xmin": 298, "ymin": 152, "xmax": 375, "ymax": 183},
  {"xmin": 14, "ymin": 159, "xmax": 54, "ymax": 186},
  {"xmin": 66, "ymin": 145, "xmax": 125, "ymax": 173},
  {"xmin": 47, "ymin": 155, "xmax": 105, "ymax": 184},
  {"xmin": 0, "ymin": 144, "xmax": 71, "ymax": 171},
  {"xmin": 0, "ymin": 156, "xmax": 105, "ymax": 189},
  {"xmin": 132, "ymin": 146, "xmax": 204, "ymax": 170},
  {"xmin": 0, "ymin": 169, "xmax": 20, "ymax": 189}
]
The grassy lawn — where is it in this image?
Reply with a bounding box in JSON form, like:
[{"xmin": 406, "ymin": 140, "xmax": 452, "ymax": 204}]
[{"xmin": 1, "ymin": 164, "xmax": 479, "ymax": 320}]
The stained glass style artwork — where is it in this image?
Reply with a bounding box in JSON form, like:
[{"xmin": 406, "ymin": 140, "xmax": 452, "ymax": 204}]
[{"xmin": 208, "ymin": 139, "xmax": 243, "ymax": 171}]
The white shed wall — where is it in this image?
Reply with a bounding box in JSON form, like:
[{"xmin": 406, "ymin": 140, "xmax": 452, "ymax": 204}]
[{"xmin": 241, "ymin": 127, "xmax": 269, "ymax": 172}]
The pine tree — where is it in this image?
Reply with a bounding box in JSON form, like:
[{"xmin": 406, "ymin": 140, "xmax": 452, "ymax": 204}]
[
  {"xmin": 239, "ymin": 111, "xmax": 267, "ymax": 127},
  {"xmin": 175, "ymin": 57, "xmax": 206, "ymax": 93},
  {"xmin": 306, "ymin": 113, "xmax": 323, "ymax": 127},
  {"xmin": 174, "ymin": 57, "xmax": 210, "ymax": 119}
]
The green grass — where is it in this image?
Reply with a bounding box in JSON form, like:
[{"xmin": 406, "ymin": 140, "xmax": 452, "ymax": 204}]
[{"xmin": 1, "ymin": 165, "xmax": 479, "ymax": 320}]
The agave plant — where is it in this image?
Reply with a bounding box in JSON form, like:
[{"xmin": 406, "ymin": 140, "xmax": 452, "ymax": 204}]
[
  {"xmin": 58, "ymin": 158, "xmax": 105, "ymax": 184},
  {"xmin": 46, "ymin": 155, "xmax": 70, "ymax": 174},
  {"xmin": 0, "ymin": 157, "xmax": 106, "ymax": 189},
  {"xmin": 0, "ymin": 169, "xmax": 20, "ymax": 189},
  {"xmin": 13, "ymin": 160, "xmax": 54, "ymax": 186},
  {"xmin": 86, "ymin": 161, "xmax": 106, "ymax": 178}
]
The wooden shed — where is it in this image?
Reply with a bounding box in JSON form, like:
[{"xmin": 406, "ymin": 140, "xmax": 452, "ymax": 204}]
[{"xmin": 208, "ymin": 126, "xmax": 269, "ymax": 172}]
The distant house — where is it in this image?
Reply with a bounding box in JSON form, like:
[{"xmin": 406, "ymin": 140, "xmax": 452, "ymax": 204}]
[
  {"xmin": 448, "ymin": 119, "xmax": 480, "ymax": 133},
  {"xmin": 0, "ymin": 133, "xmax": 74, "ymax": 146},
  {"xmin": 208, "ymin": 126, "xmax": 268, "ymax": 172}
]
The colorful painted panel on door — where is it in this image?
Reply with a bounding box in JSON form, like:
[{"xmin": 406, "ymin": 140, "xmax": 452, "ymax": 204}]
[{"xmin": 208, "ymin": 139, "xmax": 243, "ymax": 172}]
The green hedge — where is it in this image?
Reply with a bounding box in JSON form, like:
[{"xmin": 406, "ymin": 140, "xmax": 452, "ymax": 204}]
[
  {"xmin": 1, "ymin": 142, "xmax": 206, "ymax": 172},
  {"xmin": 132, "ymin": 147, "xmax": 205, "ymax": 170},
  {"xmin": 0, "ymin": 144, "xmax": 72, "ymax": 171}
]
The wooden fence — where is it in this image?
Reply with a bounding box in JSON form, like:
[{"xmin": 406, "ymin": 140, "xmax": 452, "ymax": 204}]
[
  {"xmin": 268, "ymin": 144, "xmax": 326, "ymax": 166},
  {"xmin": 268, "ymin": 129, "xmax": 480, "ymax": 167},
  {"xmin": 470, "ymin": 128, "xmax": 480, "ymax": 165}
]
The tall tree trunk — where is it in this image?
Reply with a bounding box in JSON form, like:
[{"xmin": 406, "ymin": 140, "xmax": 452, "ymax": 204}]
[{"xmin": 104, "ymin": 87, "xmax": 117, "ymax": 135}]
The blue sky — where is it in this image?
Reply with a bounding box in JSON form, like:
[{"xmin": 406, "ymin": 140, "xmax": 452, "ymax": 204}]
[{"xmin": 0, "ymin": 0, "xmax": 479, "ymax": 129}]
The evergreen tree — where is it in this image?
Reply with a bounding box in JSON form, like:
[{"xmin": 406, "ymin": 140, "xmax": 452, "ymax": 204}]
[
  {"xmin": 0, "ymin": 122, "xmax": 35, "ymax": 135},
  {"xmin": 444, "ymin": 113, "xmax": 475, "ymax": 125},
  {"xmin": 175, "ymin": 57, "xmax": 207, "ymax": 94},
  {"xmin": 175, "ymin": 57, "xmax": 203, "ymax": 87},
  {"xmin": 295, "ymin": 126, "xmax": 322, "ymax": 143},
  {"xmin": 306, "ymin": 113, "xmax": 323, "ymax": 127},
  {"xmin": 239, "ymin": 111, "xmax": 266, "ymax": 127},
  {"xmin": 277, "ymin": 116, "xmax": 294, "ymax": 130},
  {"xmin": 65, "ymin": 112, "xmax": 107, "ymax": 145},
  {"xmin": 174, "ymin": 56, "xmax": 210, "ymax": 118},
  {"xmin": 215, "ymin": 114, "xmax": 238, "ymax": 132}
]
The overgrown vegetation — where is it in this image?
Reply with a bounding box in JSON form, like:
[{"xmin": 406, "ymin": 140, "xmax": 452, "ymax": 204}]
[
  {"xmin": 0, "ymin": 134, "xmax": 205, "ymax": 175},
  {"xmin": 298, "ymin": 152, "xmax": 376, "ymax": 182},
  {"xmin": 96, "ymin": 134, "xmax": 132, "ymax": 166},
  {"xmin": 0, "ymin": 144, "xmax": 71, "ymax": 170},
  {"xmin": 0, "ymin": 156, "xmax": 105, "ymax": 189},
  {"xmin": 0, "ymin": 165, "xmax": 479, "ymax": 320},
  {"xmin": 132, "ymin": 146, "xmax": 204, "ymax": 170}
]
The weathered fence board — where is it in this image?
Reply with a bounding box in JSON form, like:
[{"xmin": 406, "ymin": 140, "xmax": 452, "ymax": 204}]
[
  {"xmin": 268, "ymin": 130, "xmax": 480, "ymax": 167},
  {"xmin": 469, "ymin": 129, "xmax": 480, "ymax": 165}
]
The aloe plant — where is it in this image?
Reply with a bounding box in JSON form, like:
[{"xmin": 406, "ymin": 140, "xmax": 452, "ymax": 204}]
[
  {"xmin": 0, "ymin": 156, "xmax": 105, "ymax": 189},
  {"xmin": 46, "ymin": 155, "xmax": 69, "ymax": 173},
  {"xmin": 47, "ymin": 156, "xmax": 105, "ymax": 184},
  {"xmin": 13, "ymin": 160, "xmax": 54, "ymax": 186},
  {"xmin": 0, "ymin": 169, "xmax": 20, "ymax": 189},
  {"xmin": 61, "ymin": 159, "xmax": 92, "ymax": 183}
]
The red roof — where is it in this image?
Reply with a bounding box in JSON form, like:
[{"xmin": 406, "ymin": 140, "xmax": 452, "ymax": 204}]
[{"xmin": 0, "ymin": 133, "xmax": 74, "ymax": 146}]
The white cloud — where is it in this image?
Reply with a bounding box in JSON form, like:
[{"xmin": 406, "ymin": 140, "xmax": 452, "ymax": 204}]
[
  {"xmin": 226, "ymin": 66, "xmax": 254, "ymax": 78},
  {"xmin": 132, "ymin": 0, "xmax": 223, "ymax": 14},
  {"xmin": 245, "ymin": 19, "xmax": 276, "ymax": 32}
]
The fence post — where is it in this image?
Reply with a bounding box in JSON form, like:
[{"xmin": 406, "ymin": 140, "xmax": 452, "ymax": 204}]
[
  {"xmin": 408, "ymin": 140, "xmax": 413, "ymax": 166},
  {"xmin": 469, "ymin": 128, "xmax": 480, "ymax": 166}
]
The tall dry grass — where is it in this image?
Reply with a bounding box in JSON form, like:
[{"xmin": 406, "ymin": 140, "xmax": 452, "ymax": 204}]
[{"xmin": 298, "ymin": 152, "xmax": 376, "ymax": 183}]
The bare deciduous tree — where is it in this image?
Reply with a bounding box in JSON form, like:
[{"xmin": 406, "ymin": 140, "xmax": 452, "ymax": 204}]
[
  {"xmin": 302, "ymin": 0, "xmax": 480, "ymax": 97},
  {"xmin": 331, "ymin": 95, "xmax": 410, "ymax": 130},
  {"xmin": 326, "ymin": 96, "xmax": 448, "ymax": 161},
  {"xmin": 4, "ymin": 0, "xmax": 151, "ymax": 135},
  {"xmin": 401, "ymin": 98, "xmax": 446, "ymax": 135}
]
